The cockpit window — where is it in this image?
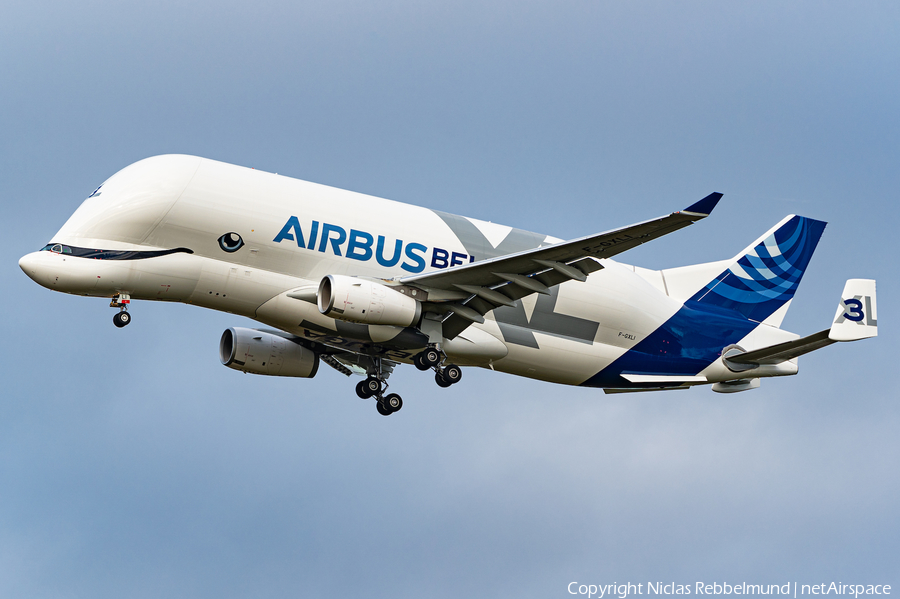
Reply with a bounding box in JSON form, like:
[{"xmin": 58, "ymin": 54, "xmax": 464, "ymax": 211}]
[
  {"xmin": 41, "ymin": 244, "xmax": 72, "ymax": 254},
  {"xmin": 39, "ymin": 244, "xmax": 193, "ymax": 260}
]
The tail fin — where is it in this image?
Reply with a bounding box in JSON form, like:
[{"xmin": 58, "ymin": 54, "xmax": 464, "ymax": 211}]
[{"xmin": 688, "ymin": 215, "xmax": 827, "ymax": 323}]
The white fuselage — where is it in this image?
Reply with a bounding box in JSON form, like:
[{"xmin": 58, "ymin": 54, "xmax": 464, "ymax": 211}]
[{"xmin": 19, "ymin": 155, "xmax": 799, "ymax": 388}]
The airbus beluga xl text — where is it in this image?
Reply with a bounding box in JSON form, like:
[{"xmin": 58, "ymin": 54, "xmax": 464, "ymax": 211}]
[{"xmin": 19, "ymin": 155, "xmax": 877, "ymax": 415}]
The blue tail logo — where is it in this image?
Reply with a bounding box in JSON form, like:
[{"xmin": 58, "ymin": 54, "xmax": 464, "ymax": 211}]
[{"xmin": 689, "ymin": 215, "xmax": 827, "ymax": 322}]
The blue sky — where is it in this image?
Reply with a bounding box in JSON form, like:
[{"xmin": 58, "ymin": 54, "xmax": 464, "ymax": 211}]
[{"xmin": 1, "ymin": 2, "xmax": 897, "ymax": 597}]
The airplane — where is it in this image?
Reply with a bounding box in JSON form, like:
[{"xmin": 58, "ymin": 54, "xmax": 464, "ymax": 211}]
[{"xmin": 18, "ymin": 155, "xmax": 878, "ymax": 415}]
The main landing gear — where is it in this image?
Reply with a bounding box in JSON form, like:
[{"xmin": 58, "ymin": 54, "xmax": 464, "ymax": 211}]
[
  {"xmin": 413, "ymin": 347, "xmax": 463, "ymax": 389},
  {"xmin": 110, "ymin": 294, "xmax": 132, "ymax": 328},
  {"xmin": 354, "ymin": 360, "xmax": 403, "ymax": 416},
  {"xmin": 348, "ymin": 348, "xmax": 463, "ymax": 417}
]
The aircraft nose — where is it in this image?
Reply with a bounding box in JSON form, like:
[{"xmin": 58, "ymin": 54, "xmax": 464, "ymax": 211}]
[
  {"xmin": 19, "ymin": 252, "xmax": 41, "ymax": 281},
  {"xmin": 19, "ymin": 251, "xmax": 57, "ymax": 289}
]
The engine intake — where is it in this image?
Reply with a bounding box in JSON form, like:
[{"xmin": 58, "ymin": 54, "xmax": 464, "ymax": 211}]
[
  {"xmin": 219, "ymin": 327, "xmax": 319, "ymax": 378},
  {"xmin": 317, "ymin": 274, "xmax": 421, "ymax": 327}
]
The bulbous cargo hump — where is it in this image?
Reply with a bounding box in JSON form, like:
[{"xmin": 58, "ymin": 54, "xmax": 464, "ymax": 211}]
[{"xmin": 52, "ymin": 155, "xmax": 201, "ymax": 247}]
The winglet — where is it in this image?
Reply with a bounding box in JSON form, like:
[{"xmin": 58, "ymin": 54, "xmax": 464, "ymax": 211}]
[{"xmin": 682, "ymin": 192, "xmax": 723, "ymax": 216}]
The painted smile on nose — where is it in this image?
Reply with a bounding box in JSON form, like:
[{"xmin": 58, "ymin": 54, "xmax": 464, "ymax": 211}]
[{"xmin": 19, "ymin": 244, "xmax": 194, "ymax": 292}]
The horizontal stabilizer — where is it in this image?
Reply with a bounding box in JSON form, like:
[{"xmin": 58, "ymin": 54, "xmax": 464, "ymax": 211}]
[
  {"xmin": 726, "ymin": 330, "xmax": 834, "ymax": 365},
  {"xmin": 602, "ymin": 374, "xmax": 707, "ymax": 394},
  {"xmin": 621, "ymin": 374, "xmax": 707, "ymax": 384},
  {"xmin": 726, "ymin": 278, "xmax": 877, "ymax": 366},
  {"xmin": 604, "ymin": 386, "xmax": 691, "ymax": 394}
]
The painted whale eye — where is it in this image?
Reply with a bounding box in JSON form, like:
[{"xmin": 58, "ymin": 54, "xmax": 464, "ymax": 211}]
[{"xmin": 218, "ymin": 232, "xmax": 244, "ymax": 252}]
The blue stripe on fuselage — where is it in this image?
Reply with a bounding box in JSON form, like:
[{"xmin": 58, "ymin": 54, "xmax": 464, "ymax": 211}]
[{"xmin": 581, "ymin": 300, "xmax": 757, "ymax": 388}]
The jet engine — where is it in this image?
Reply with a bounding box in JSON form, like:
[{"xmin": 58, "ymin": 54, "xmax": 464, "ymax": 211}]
[
  {"xmin": 317, "ymin": 274, "xmax": 421, "ymax": 327},
  {"xmin": 219, "ymin": 327, "xmax": 319, "ymax": 377}
]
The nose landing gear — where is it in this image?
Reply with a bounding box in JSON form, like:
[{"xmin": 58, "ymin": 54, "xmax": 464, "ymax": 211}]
[{"xmin": 110, "ymin": 294, "xmax": 132, "ymax": 328}]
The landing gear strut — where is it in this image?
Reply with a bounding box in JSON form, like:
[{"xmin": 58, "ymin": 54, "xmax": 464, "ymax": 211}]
[{"xmin": 111, "ymin": 294, "xmax": 131, "ymax": 328}]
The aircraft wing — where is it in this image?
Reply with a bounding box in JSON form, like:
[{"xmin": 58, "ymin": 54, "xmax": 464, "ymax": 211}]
[{"xmin": 401, "ymin": 193, "xmax": 722, "ymax": 338}]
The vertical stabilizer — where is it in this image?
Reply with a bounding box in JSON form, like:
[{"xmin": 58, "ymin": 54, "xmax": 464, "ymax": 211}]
[{"xmin": 688, "ymin": 215, "xmax": 827, "ymax": 323}]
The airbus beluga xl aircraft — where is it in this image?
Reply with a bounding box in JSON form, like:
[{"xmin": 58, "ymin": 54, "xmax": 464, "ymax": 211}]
[{"xmin": 19, "ymin": 155, "xmax": 877, "ymax": 415}]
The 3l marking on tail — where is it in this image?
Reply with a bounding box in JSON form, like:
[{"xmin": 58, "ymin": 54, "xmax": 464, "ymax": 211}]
[{"xmin": 835, "ymin": 296, "xmax": 877, "ymax": 326}]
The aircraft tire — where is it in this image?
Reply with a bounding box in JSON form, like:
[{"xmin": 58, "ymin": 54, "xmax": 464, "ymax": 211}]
[
  {"xmin": 356, "ymin": 380, "xmax": 373, "ymax": 399},
  {"xmin": 422, "ymin": 348, "xmax": 441, "ymax": 368},
  {"xmin": 364, "ymin": 376, "xmax": 381, "ymax": 395},
  {"xmin": 442, "ymin": 364, "xmax": 462, "ymax": 385},
  {"xmin": 413, "ymin": 353, "xmax": 430, "ymax": 371},
  {"xmin": 113, "ymin": 312, "xmax": 131, "ymax": 328},
  {"xmin": 384, "ymin": 393, "xmax": 403, "ymax": 412},
  {"xmin": 376, "ymin": 401, "xmax": 392, "ymax": 416},
  {"xmin": 435, "ymin": 372, "xmax": 452, "ymax": 388}
]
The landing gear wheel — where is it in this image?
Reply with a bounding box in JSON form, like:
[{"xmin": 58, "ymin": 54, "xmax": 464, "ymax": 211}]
[
  {"xmin": 356, "ymin": 380, "xmax": 374, "ymax": 399},
  {"xmin": 442, "ymin": 364, "xmax": 462, "ymax": 385},
  {"xmin": 376, "ymin": 401, "xmax": 392, "ymax": 416},
  {"xmin": 413, "ymin": 353, "xmax": 430, "ymax": 371},
  {"xmin": 384, "ymin": 393, "xmax": 403, "ymax": 412},
  {"xmin": 113, "ymin": 311, "xmax": 131, "ymax": 328},
  {"xmin": 421, "ymin": 348, "xmax": 441, "ymax": 368},
  {"xmin": 363, "ymin": 376, "xmax": 382, "ymax": 396},
  {"xmin": 435, "ymin": 372, "xmax": 453, "ymax": 388}
]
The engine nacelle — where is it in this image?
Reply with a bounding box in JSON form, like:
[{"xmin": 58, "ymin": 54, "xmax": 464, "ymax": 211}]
[
  {"xmin": 219, "ymin": 327, "xmax": 319, "ymax": 377},
  {"xmin": 317, "ymin": 274, "xmax": 421, "ymax": 327}
]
